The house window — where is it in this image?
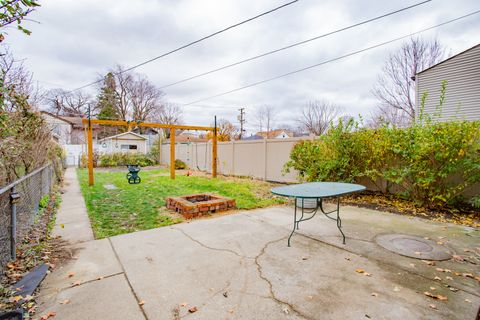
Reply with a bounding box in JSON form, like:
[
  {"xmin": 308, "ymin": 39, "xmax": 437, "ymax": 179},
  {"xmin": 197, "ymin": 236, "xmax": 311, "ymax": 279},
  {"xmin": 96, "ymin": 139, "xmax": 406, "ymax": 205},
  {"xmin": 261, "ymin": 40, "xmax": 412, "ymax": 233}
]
[{"xmin": 121, "ymin": 144, "xmax": 138, "ymax": 150}]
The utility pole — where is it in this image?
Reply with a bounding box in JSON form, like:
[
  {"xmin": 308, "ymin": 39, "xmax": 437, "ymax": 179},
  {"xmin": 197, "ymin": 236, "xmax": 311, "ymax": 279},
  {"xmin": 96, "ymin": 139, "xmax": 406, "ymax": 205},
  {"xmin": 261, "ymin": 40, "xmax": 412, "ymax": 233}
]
[{"xmin": 237, "ymin": 108, "xmax": 246, "ymax": 140}]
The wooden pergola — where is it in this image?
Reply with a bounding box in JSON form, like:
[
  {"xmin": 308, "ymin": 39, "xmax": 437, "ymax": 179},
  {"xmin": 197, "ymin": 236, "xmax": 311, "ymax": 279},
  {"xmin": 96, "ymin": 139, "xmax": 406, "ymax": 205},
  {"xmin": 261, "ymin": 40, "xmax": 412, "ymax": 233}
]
[{"xmin": 82, "ymin": 119, "xmax": 217, "ymax": 186}]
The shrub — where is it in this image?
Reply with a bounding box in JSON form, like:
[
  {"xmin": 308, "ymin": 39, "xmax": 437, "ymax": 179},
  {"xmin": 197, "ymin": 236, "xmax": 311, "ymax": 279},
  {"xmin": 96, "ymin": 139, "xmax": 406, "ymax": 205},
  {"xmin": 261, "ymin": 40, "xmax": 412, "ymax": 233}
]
[
  {"xmin": 174, "ymin": 159, "xmax": 187, "ymax": 170},
  {"xmin": 285, "ymin": 119, "xmax": 480, "ymax": 207},
  {"xmin": 95, "ymin": 152, "xmax": 157, "ymax": 167}
]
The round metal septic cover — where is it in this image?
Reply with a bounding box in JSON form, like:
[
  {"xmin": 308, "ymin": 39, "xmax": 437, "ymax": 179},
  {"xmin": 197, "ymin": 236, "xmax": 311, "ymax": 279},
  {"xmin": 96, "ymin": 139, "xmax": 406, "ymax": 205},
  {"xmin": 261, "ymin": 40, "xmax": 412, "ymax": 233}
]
[{"xmin": 375, "ymin": 234, "xmax": 452, "ymax": 261}]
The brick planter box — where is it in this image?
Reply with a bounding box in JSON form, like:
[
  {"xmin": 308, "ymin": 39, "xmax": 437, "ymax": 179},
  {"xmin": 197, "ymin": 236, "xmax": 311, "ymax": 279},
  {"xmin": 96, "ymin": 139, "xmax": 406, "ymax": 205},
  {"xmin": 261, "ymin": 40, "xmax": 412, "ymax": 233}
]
[{"xmin": 166, "ymin": 194, "xmax": 236, "ymax": 219}]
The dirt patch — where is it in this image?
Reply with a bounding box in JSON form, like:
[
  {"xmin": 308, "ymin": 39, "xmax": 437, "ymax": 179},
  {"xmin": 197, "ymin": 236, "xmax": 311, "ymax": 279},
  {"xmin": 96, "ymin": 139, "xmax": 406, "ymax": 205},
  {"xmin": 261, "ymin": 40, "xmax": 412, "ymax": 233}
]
[{"xmin": 340, "ymin": 191, "xmax": 479, "ymax": 227}]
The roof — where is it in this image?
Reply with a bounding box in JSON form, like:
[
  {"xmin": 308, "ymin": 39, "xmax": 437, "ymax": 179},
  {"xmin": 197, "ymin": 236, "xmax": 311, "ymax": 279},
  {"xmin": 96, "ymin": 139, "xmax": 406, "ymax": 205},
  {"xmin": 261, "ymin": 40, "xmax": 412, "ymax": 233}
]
[
  {"xmin": 41, "ymin": 111, "xmax": 75, "ymax": 125},
  {"xmin": 99, "ymin": 131, "xmax": 147, "ymax": 142},
  {"xmin": 417, "ymin": 43, "xmax": 480, "ymax": 75},
  {"xmin": 242, "ymin": 135, "xmax": 263, "ymax": 140},
  {"xmin": 256, "ymin": 129, "xmax": 294, "ymax": 139}
]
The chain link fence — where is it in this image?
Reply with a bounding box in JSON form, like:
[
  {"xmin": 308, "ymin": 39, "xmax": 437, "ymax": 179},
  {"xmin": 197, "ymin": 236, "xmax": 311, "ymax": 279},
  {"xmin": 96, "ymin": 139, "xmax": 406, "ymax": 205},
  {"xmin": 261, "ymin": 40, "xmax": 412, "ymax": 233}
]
[{"xmin": 0, "ymin": 164, "xmax": 58, "ymax": 269}]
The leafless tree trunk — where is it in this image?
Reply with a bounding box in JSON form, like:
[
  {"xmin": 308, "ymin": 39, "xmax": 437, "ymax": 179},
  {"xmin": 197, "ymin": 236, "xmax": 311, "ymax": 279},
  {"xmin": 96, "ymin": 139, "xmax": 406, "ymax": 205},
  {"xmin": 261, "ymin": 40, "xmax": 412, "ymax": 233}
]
[
  {"xmin": 297, "ymin": 100, "xmax": 342, "ymax": 136},
  {"xmin": 254, "ymin": 105, "xmax": 276, "ymax": 135},
  {"xmin": 372, "ymin": 37, "xmax": 444, "ymax": 125},
  {"xmin": 112, "ymin": 65, "xmax": 133, "ymax": 121}
]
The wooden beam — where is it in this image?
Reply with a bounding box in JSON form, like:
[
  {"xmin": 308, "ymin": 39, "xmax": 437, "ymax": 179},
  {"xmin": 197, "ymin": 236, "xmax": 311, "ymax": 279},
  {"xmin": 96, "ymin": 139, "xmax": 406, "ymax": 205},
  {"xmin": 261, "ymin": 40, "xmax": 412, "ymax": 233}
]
[
  {"xmin": 81, "ymin": 119, "xmax": 214, "ymax": 131},
  {"xmin": 170, "ymin": 128, "xmax": 175, "ymax": 180},
  {"xmin": 87, "ymin": 124, "xmax": 94, "ymax": 186}
]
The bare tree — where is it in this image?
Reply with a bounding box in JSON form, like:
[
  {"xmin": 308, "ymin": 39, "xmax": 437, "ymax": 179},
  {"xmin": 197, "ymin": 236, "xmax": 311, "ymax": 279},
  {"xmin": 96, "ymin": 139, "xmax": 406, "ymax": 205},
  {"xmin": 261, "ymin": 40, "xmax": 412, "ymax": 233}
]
[
  {"xmin": 372, "ymin": 37, "xmax": 445, "ymax": 125},
  {"xmin": 0, "ymin": 46, "xmax": 43, "ymax": 110},
  {"xmin": 150, "ymin": 102, "xmax": 183, "ymax": 138},
  {"xmin": 130, "ymin": 76, "xmax": 165, "ymax": 122},
  {"xmin": 46, "ymin": 89, "xmax": 94, "ymax": 117},
  {"xmin": 297, "ymin": 100, "xmax": 342, "ymax": 136},
  {"xmin": 254, "ymin": 105, "xmax": 276, "ymax": 134}
]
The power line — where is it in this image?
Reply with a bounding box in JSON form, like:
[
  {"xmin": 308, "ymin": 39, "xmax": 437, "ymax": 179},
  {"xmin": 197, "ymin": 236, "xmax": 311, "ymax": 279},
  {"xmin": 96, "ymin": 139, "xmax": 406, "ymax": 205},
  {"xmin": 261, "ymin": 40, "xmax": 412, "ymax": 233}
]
[
  {"xmin": 160, "ymin": 0, "xmax": 432, "ymax": 89},
  {"xmin": 182, "ymin": 10, "xmax": 480, "ymax": 106},
  {"xmin": 68, "ymin": 0, "xmax": 299, "ymax": 93}
]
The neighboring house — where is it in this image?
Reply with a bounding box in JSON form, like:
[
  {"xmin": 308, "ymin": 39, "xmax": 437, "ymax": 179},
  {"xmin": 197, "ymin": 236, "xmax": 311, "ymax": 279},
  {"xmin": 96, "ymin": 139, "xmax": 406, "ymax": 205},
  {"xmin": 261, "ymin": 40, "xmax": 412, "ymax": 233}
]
[
  {"xmin": 41, "ymin": 111, "xmax": 73, "ymax": 144},
  {"xmin": 165, "ymin": 133, "xmax": 208, "ymax": 144},
  {"xmin": 242, "ymin": 134, "xmax": 263, "ymax": 141},
  {"xmin": 60, "ymin": 116, "xmax": 100, "ymax": 144},
  {"xmin": 98, "ymin": 132, "xmax": 147, "ymax": 154},
  {"xmin": 415, "ymin": 43, "xmax": 480, "ymax": 121},
  {"xmin": 41, "ymin": 112, "xmax": 101, "ymax": 144},
  {"xmin": 256, "ymin": 129, "xmax": 294, "ymax": 139}
]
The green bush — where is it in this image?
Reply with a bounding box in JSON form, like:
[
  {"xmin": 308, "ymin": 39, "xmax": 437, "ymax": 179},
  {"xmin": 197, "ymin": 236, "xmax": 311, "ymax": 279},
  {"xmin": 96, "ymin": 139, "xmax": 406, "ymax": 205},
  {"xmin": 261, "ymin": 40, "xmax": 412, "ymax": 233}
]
[
  {"xmin": 97, "ymin": 153, "xmax": 157, "ymax": 167},
  {"xmin": 285, "ymin": 118, "xmax": 480, "ymax": 207},
  {"xmin": 174, "ymin": 159, "xmax": 187, "ymax": 170}
]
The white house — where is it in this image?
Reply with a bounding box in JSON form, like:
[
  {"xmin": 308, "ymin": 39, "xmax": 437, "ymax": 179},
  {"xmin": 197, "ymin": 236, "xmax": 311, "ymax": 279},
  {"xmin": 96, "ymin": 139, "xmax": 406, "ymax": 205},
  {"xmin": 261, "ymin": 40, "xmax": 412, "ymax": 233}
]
[
  {"xmin": 41, "ymin": 111, "xmax": 73, "ymax": 144},
  {"xmin": 98, "ymin": 132, "xmax": 148, "ymax": 154},
  {"xmin": 415, "ymin": 43, "xmax": 480, "ymax": 121}
]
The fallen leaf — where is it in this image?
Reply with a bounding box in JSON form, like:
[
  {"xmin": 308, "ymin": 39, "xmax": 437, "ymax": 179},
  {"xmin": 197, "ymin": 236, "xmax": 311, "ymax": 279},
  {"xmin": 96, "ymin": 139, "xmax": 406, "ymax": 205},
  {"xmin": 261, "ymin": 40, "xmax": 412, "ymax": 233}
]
[
  {"xmin": 228, "ymin": 309, "xmax": 235, "ymax": 314},
  {"xmin": 302, "ymin": 257, "xmax": 308, "ymax": 260},
  {"xmin": 422, "ymin": 260, "xmax": 436, "ymax": 266},
  {"xmin": 449, "ymin": 287, "xmax": 458, "ymax": 292},
  {"xmin": 180, "ymin": 302, "xmax": 187, "ymax": 307},
  {"xmin": 60, "ymin": 224, "xmax": 65, "ymax": 229},
  {"xmin": 364, "ymin": 272, "xmax": 372, "ymax": 277},
  {"xmin": 59, "ymin": 299, "xmax": 70, "ymax": 305},
  {"xmin": 67, "ymin": 272, "xmax": 75, "ymax": 278},
  {"xmin": 223, "ymin": 292, "xmax": 228, "ymax": 298},
  {"xmin": 371, "ymin": 292, "xmax": 378, "ymax": 297},
  {"xmin": 462, "ymin": 273, "xmax": 474, "ymax": 279},
  {"xmin": 9, "ymin": 296, "xmax": 23, "ymax": 303},
  {"xmin": 444, "ymin": 269, "xmax": 451, "ymax": 273},
  {"xmin": 437, "ymin": 241, "xmax": 444, "ymax": 245},
  {"xmin": 40, "ymin": 311, "xmax": 56, "ymax": 320},
  {"xmin": 452, "ymin": 255, "xmax": 464, "ymax": 262},
  {"xmin": 424, "ymin": 292, "xmax": 448, "ymax": 301},
  {"xmin": 446, "ymin": 276, "xmax": 453, "ymax": 280},
  {"xmin": 138, "ymin": 300, "xmax": 145, "ymax": 306},
  {"xmin": 282, "ymin": 307, "xmax": 289, "ymax": 314},
  {"xmin": 435, "ymin": 268, "xmax": 444, "ymax": 272},
  {"xmin": 188, "ymin": 306, "xmax": 198, "ymax": 313},
  {"xmin": 429, "ymin": 287, "xmax": 436, "ymax": 291},
  {"xmin": 345, "ymin": 257, "xmax": 351, "ymax": 261},
  {"xmin": 429, "ymin": 304, "xmax": 437, "ymax": 310},
  {"xmin": 465, "ymin": 299, "xmax": 472, "ymax": 303},
  {"xmin": 355, "ymin": 269, "xmax": 365, "ymax": 273},
  {"xmin": 414, "ymin": 251, "xmax": 422, "ymax": 255}
]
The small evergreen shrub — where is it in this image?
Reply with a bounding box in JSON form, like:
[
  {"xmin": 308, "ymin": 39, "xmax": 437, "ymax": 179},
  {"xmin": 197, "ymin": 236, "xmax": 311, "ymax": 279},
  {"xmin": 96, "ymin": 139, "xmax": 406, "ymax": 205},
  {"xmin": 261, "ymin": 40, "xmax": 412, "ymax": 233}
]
[{"xmin": 174, "ymin": 159, "xmax": 187, "ymax": 170}]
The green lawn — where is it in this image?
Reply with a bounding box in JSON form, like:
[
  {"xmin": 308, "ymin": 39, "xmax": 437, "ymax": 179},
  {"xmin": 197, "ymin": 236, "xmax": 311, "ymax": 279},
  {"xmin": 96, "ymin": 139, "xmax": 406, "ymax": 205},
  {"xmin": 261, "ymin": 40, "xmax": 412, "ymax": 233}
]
[{"xmin": 77, "ymin": 169, "xmax": 285, "ymax": 238}]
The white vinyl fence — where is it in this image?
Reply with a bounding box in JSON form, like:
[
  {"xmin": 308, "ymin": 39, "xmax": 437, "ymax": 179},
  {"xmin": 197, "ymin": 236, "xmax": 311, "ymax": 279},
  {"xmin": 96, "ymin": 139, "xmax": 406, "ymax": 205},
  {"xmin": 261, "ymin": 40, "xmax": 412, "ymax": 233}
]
[{"xmin": 160, "ymin": 137, "xmax": 312, "ymax": 183}]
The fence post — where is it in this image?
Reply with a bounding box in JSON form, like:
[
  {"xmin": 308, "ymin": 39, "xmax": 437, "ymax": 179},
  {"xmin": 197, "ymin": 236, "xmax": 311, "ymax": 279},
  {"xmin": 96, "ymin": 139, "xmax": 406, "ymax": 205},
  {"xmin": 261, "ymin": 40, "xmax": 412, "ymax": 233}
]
[
  {"xmin": 10, "ymin": 186, "xmax": 18, "ymax": 260},
  {"xmin": 263, "ymin": 138, "xmax": 268, "ymax": 181},
  {"xmin": 231, "ymin": 140, "xmax": 235, "ymax": 176}
]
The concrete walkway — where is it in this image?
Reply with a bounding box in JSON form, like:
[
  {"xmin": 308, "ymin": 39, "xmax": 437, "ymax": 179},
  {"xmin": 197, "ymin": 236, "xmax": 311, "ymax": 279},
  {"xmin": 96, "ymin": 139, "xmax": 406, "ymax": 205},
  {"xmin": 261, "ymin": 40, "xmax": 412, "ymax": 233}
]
[{"xmin": 36, "ymin": 169, "xmax": 480, "ymax": 320}]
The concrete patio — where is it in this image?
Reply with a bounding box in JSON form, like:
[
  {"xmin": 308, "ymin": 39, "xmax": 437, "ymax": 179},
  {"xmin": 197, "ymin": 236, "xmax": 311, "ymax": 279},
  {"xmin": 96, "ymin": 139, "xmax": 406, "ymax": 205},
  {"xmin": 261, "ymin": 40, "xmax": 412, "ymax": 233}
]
[{"xmin": 35, "ymin": 169, "xmax": 480, "ymax": 320}]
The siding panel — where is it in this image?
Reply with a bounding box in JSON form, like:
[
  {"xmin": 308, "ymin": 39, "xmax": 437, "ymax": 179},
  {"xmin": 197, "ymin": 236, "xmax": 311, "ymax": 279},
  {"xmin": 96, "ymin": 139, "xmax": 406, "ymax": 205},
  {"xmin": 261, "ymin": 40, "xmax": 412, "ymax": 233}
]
[{"xmin": 416, "ymin": 44, "xmax": 480, "ymax": 122}]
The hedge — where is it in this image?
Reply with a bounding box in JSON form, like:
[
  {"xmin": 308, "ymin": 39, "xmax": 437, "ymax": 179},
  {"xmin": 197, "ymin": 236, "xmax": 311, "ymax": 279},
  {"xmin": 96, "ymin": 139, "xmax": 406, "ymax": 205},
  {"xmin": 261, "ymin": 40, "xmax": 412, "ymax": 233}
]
[{"xmin": 284, "ymin": 117, "xmax": 480, "ymax": 207}]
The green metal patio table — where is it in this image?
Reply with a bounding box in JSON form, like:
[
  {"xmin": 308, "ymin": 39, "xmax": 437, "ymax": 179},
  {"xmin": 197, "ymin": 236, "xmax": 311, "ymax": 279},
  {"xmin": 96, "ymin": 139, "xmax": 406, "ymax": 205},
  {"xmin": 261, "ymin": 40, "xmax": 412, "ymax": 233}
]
[{"xmin": 271, "ymin": 182, "xmax": 366, "ymax": 246}]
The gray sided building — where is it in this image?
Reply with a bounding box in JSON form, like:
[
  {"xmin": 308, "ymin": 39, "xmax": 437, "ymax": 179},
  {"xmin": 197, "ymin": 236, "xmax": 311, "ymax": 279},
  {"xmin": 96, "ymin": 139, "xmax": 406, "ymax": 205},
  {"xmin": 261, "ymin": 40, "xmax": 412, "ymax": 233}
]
[{"xmin": 415, "ymin": 43, "xmax": 480, "ymax": 121}]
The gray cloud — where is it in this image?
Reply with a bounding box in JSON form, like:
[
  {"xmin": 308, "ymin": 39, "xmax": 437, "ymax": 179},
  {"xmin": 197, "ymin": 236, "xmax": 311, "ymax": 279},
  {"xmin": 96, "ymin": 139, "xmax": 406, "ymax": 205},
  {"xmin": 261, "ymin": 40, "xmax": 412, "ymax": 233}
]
[{"xmin": 6, "ymin": 0, "xmax": 480, "ymax": 132}]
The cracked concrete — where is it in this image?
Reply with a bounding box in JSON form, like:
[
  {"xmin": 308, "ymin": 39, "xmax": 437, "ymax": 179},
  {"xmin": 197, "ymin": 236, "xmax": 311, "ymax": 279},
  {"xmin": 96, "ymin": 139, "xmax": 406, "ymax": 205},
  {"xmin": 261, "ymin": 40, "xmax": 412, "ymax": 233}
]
[{"xmin": 36, "ymin": 169, "xmax": 480, "ymax": 319}]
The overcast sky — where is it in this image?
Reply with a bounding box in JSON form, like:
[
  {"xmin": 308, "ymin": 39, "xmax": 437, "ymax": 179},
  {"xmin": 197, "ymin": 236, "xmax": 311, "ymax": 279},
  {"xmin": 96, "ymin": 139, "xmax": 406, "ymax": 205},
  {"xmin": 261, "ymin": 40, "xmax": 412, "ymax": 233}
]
[{"xmin": 6, "ymin": 0, "xmax": 480, "ymax": 132}]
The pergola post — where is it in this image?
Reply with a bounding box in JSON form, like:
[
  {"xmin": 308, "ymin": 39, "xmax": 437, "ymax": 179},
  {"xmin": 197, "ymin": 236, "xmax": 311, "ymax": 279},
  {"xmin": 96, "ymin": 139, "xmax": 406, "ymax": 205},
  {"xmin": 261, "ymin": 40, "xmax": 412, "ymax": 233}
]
[
  {"xmin": 212, "ymin": 116, "xmax": 217, "ymax": 178},
  {"xmin": 87, "ymin": 124, "xmax": 94, "ymax": 186},
  {"xmin": 170, "ymin": 127, "xmax": 175, "ymax": 180}
]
